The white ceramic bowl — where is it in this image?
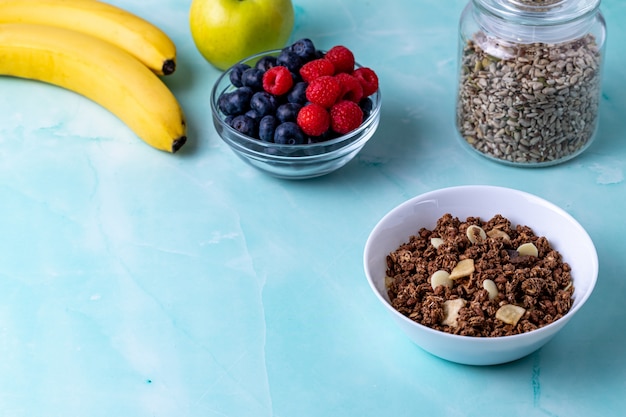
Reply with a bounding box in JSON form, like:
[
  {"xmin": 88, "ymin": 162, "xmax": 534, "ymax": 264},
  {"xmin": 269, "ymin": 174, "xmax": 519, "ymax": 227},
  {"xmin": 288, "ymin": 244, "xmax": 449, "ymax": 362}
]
[{"xmin": 363, "ymin": 185, "xmax": 598, "ymax": 365}]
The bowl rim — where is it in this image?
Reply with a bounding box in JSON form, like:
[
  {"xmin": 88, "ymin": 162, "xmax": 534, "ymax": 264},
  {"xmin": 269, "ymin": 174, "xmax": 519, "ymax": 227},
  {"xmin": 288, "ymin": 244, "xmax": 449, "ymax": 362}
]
[
  {"xmin": 363, "ymin": 184, "xmax": 599, "ymax": 343},
  {"xmin": 210, "ymin": 48, "xmax": 382, "ymax": 158}
]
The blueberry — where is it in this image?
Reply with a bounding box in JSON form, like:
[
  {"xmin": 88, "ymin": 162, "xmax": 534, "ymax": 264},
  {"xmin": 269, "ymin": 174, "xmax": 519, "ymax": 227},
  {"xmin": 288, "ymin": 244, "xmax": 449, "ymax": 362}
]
[
  {"xmin": 229, "ymin": 63, "xmax": 251, "ymax": 87},
  {"xmin": 276, "ymin": 102, "xmax": 302, "ymax": 123},
  {"xmin": 259, "ymin": 115, "xmax": 278, "ymax": 142},
  {"xmin": 218, "ymin": 86, "xmax": 253, "ymax": 116},
  {"xmin": 307, "ymin": 136, "xmax": 325, "ymax": 144},
  {"xmin": 256, "ymin": 55, "xmax": 277, "ymax": 72},
  {"xmin": 290, "ymin": 71, "xmax": 303, "ymax": 84},
  {"xmin": 241, "ymin": 67, "xmax": 265, "ymax": 90},
  {"xmin": 230, "ymin": 114, "xmax": 257, "ymax": 137},
  {"xmin": 276, "ymin": 50, "xmax": 303, "ymax": 73},
  {"xmin": 274, "ymin": 122, "xmax": 305, "ymax": 145},
  {"xmin": 250, "ymin": 91, "xmax": 278, "ymax": 117},
  {"xmin": 359, "ymin": 97, "xmax": 374, "ymax": 119},
  {"xmin": 245, "ymin": 109, "xmax": 262, "ymax": 123},
  {"xmin": 291, "ymin": 38, "xmax": 317, "ymax": 62},
  {"xmin": 287, "ymin": 81, "xmax": 308, "ymax": 105},
  {"xmin": 306, "ymin": 128, "xmax": 337, "ymax": 144}
]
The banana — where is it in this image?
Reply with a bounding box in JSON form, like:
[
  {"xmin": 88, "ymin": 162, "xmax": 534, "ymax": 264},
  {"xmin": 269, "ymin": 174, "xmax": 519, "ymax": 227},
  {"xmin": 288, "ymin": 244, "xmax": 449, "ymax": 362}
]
[
  {"xmin": 0, "ymin": 23, "xmax": 187, "ymax": 153},
  {"xmin": 0, "ymin": 0, "xmax": 177, "ymax": 76}
]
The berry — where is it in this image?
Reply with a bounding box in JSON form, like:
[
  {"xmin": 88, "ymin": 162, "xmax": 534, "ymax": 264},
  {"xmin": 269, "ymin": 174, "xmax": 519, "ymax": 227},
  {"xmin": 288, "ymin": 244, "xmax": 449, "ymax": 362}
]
[
  {"xmin": 306, "ymin": 75, "xmax": 342, "ymax": 108},
  {"xmin": 300, "ymin": 58, "xmax": 335, "ymax": 83},
  {"xmin": 335, "ymin": 72, "xmax": 363, "ymax": 103},
  {"xmin": 330, "ymin": 100, "xmax": 363, "ymax": 134},
  {"xmin": 245, "ymin": 109, "xmax": 262, "ymax": 123},
  {"xmin": 218, "ymin": 86, "xmax": 253, "ymax": 116},
  {"xmin": 287, "ymin": 81, "xmax": 309, "ymax": 105},
  {"xmin": 217, "ymin": 39, "xmax": 378, "ymax": 146},
  {"xmin": 276, "ymin": 50, "xmax": 303, "ymax": 73},
  {"xmin": 250, "ymin": 91, "xmax": 278, "ymax": 117},
  {"xmin": 325, "ymin": 45, "xmax": 355, "ymax": 74},
  {"xmin": 290, "ymin": 38, "xmax": 317, "ymax": 61},
  {"xmin": 255, "ymin": 55, "xmax": 277, "ymax": 72},
  {"xmin": 276, "ymin": 102, "xmax": 302, "ymax": 123},
  {"xmin": 311, "ymin": 129, "xmax": 340, "ymax": 143},
  {"xmin": 259, "ymin": 115, "xmax": 279, "ymax": 142},
  {"xmin": 274, "ymin": 122, "xmax": 305, "ymax": 145},
  {"xmin": 229, "ymin": 63, "xmax": 251, "ymax": 87},
  {"xmin": 352, "ymin": 67, "xmax": 379, "ymax": 97},
  {"xmin": 289, "ymin": 70, "xmax": 303, "ymax": 85},
  {"xmin": 263, "ymin": 66, "xmax": 293, "ymax": 96},
  {"xmin": 359, "ymin": 97, "xmax": 374, "ymax": 119},
  {"xmin": 297, "ymin": 103, "xmax": 330, "ymax": 137},
  {"xmin": 230, "ymin": 114, "xmax": 257, "ymax": 137},
  {"xmin": 241, "ymin": 67, "xmax": 265, "ymax": 90}
]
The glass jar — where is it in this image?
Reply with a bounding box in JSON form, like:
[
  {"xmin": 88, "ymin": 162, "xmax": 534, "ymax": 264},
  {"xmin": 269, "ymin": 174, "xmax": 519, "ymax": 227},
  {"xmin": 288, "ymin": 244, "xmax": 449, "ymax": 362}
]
[{"xmin": 455, "ymin": 0, "xmax": 606, "ymax": 166}]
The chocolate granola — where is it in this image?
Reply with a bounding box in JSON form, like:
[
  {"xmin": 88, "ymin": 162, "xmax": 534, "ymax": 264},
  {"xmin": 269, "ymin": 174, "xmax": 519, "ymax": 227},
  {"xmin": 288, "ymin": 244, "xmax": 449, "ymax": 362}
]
[{"xmin": 385, "ymin": 213, "xmax": 574, "ymax": 337}]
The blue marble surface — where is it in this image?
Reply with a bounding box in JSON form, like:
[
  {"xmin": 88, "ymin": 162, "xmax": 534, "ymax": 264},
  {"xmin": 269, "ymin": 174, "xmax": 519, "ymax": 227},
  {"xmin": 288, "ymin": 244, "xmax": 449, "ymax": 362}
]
[{"xmin": 0, "ymin": 0, "xmax": 624, "ymax": 416}]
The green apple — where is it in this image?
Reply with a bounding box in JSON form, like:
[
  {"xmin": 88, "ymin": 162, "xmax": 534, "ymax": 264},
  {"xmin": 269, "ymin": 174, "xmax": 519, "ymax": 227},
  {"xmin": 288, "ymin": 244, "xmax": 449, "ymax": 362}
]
[{"xmin": 189, "ymin": 0, "xmax": 295, "ymax": 71}]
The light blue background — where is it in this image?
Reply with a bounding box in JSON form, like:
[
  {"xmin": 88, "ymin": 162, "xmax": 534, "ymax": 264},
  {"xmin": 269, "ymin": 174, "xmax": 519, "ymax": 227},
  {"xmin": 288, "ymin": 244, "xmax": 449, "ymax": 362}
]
[{"xmin": 0, "ymin": 0, "xmax": 624, "ymax": 416}]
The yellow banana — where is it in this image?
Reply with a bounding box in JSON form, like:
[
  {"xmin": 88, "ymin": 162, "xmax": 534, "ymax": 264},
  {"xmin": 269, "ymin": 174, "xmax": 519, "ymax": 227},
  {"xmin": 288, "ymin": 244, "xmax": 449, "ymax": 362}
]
[
  {"xmin": 0, "ymin": 23, "xmax": 187, "ymax": 153},
  {"xmin": 0, "ymin": 0, "xmax": 177, "ymax": 76}
]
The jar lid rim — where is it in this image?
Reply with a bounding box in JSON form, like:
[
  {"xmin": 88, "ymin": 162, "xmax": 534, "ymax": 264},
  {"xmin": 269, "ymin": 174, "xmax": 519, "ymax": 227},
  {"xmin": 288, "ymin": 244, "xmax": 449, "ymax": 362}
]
[{"xmin": 474, "ymin": 0, "xmax": 601, "ymax": 24}]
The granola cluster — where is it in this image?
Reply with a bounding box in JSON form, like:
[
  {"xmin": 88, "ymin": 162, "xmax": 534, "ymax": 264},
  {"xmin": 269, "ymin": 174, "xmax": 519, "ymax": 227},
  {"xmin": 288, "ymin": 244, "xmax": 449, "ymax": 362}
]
[{"xmin": 386, "ymin": 213, "xmax": 574, "ymax": 337}]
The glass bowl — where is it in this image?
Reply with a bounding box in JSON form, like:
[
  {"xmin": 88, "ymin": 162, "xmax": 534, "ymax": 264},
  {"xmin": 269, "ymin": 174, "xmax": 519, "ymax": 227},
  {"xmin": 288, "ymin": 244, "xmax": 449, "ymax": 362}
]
[
  {"xmin": 210, "ymin": 50, "xmax": 381, "ymax": 180},
  {"xmin": 364, "ymin": 185, "xmax": 598, "ymax": 365}
]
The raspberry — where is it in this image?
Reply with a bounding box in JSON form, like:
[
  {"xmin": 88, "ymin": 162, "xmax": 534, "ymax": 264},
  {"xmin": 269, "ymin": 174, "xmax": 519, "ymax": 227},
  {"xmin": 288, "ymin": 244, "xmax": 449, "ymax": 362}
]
[
  {"xmin": 352, "ymin": 67, "xmax": 379, "ymax": 97},
  {"xmin": 263, "ymin": 66, "xmax": 293, "ymax": 96},
  {"xmin": 330, "ymin": 100, "xmax": 363, "ymax": 134},
  {"xmin": 305, "ymin": 75, "xmax": 342, "ymax": 108},
  {"xmin": 297, "ymin": 103, "xmax": 330, "ymax": 137},
  {"xmin": 325, "ymin": 45, "xmax": 355, "ymax": 74},
  {"xmin": 335, "ymin": 73, "xmax": 363, "ymax": 103},
  {"xmin": 299, "ymin": 58, "xmax": 335, "ymax": 82}
]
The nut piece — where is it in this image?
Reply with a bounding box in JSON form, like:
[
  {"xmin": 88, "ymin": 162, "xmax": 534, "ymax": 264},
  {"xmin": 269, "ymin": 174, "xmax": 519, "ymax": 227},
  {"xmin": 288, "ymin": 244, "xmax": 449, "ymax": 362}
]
[
  {"xmin": 482, "ymin": 279, "xmax": 498, "ymax": 300},
  {"xmin": 466, "ymin": 225, "xmax": 487, "ymax": 244},
  {"xmin": 431, "ymin": 270, "xmax": 453, "ymax": 290},
  {"xmin": 487, "ymin": 228, "xmax": 511, "ymax": 243},
  {"xmin": 449, "ymin": 258, "xmax": 475, "ymax": 280},
  {"xmin": 442, "ymin": 298, "xmax": 466, "ymax": 327},
  {"xmin": 517, "ymin": 242, "xmax": 539, "ymax": 257},
  {"xmin": 384, "ymin": 275, "xmax": 394, "ymax": 289},
  {"xmin": 430, "ymin": 237, "xmax": 445, "ymax": 249},
  {"xmin": 495, "ymin": 304, "xmax": 526, "ymax": 326}
]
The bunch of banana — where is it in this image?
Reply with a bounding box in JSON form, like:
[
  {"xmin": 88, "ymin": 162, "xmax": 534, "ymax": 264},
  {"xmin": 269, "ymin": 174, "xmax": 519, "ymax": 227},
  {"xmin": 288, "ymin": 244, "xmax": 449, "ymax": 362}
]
[{"xmin": 0, "ymin": 0, "xmax": 186, "ymax": 153}]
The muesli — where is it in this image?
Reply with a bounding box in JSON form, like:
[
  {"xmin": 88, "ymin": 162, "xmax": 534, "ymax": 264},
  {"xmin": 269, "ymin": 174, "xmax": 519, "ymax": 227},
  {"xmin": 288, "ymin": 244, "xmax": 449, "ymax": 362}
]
[{"xmin": 385, "ymin": 213, "xmax": 574, "ymax": 337}]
